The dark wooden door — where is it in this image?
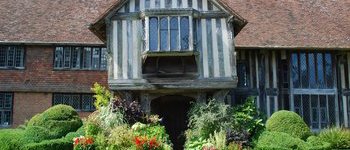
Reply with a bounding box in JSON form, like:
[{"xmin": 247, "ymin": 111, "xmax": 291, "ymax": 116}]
[{"xmin": 151, "ymin": 95, "xmax": 194, "ymax": 150}]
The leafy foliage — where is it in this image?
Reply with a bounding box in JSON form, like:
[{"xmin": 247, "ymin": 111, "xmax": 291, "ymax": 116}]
[
  {"xmin": 208, "ymin": 130, "xmax": 228, "ymax": 150},
  {"xmin": 107, "ymin": 125, "xmax": 135, "ymax": 149},
  {"xmin": 91, "ymin": 82, "xmax": 111, "ymax": 109},
  {"xmin": 318, "ymin": 127, "xmax": 350, "ymax": 149},
  {"xmin": 188, "ymin": 100, "xmax": 231, "ymax": 139},
  {"xmin": 132, "ymin": 122, "xmax": 171, "ymax": 145},
  {"xmin": 98, "ymin": 103, "xmax": 125, "ymax": 130},
  {"xmin": 266, "ymin": 110, "xmax": 311, "ymax": 139},
  {"xmin": 186, "ymin": 97, "xmax": 265, "ymax": 149},
  {"xmin": 112, "ymin": 97, "xmax": 146, "ymax": 125}
]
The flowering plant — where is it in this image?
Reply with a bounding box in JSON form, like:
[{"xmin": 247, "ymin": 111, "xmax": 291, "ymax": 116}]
[
  {"xmin": 73, "ymin": 136, "xmax": 94, "ymax": 150},
  {"xmin": 134, "ymin": 136, "xmax": 162, "ymax": 150}
]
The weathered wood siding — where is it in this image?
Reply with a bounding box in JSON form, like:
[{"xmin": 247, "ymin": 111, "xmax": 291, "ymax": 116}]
[
  {"xmin": 234, "ymin": 49, "xmax": 350, "ymax": 129},
  {"xmin": 110, "ymin": 0, "xmax": 235, "ymax": 80}
]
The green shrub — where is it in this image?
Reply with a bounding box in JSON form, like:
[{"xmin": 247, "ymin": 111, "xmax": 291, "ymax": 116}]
[
  {"xmin": 318, "ymin": 127, "xmax": 350, "ymax": 149},
  {"xmin": 184, "ymin": 129, "xmax": 208, "ymax": 150},
  {"xmin": 188, "ymin": 100, "xmax": 231, "ymax": 139},
  {"xmin": 208, "ymin": 130, "xmax": 227, "ymax": 150},
  {"xmin": 22, "ymin": 138, "xmax": 72, "ymax": 150},
  {"xmin": 0, "ymin": 129, "xmax": 26, "ymax": 150},
  {"xmin": 23, "ymin": 126, "xmax": 55, "ymax": 143},
  {"xmin": 107, "ymin": 125, "xmax": 134, "ymax": 149},
  {"xmin": 132, "ymin": 122, "xmax": 171, "ymax": 144},
  {"xmin": 256, "ymin": 131, "xmax": 308, "ymax": 150},
  {"xmin": 27, "ymin": 104, "xmax": 83, "ymax": 138},
  {"xmin": 306, "ymin": 136, "xmax": 331, "ymax": 150},
  {"xmin": 64, "ymin": 125, "xmax": 86, "ymax": 142},
  {"xmin": 98, "ymin": 104, "xmax": 125, "ymax": 130},
  {"xmin": 266, "ymin": 110, "xmax": 311, "ymax": 139},
  {"xmin": 85, "ymin": 121, "xmax": 101, "ymax": 137},
  {"xmin": 91, "ymin": 82, "xmax": 111, "ymax": 109}
]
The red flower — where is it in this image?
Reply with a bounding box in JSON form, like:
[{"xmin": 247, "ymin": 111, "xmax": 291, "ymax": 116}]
[
  {"xmin": 135, "ymin": 137, "xmax": 142, "ymax": 146},
  {"xmin": 149, "ymin": 137, "xmax": 159, "ymax": 148},
  {"xmin": 74, "ymin": 138, "xmax": 80, "ymax": 146}
]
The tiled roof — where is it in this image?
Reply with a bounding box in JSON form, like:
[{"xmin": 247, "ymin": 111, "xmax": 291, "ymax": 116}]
[
  {"xmin": 0, "ymin": 0, "xmax": 117, "ymax": 45},
  {"xmin": 229, "ymin": 0, "xmax": 350, "ymax": 48},
  {"xmin": 0, "ymin": 0, "xmax": 349, "ymax": 48}
]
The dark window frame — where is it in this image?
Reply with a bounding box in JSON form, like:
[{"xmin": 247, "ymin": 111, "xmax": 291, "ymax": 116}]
[
  {"xmin": 0, "ymin": 46, "xmax": 25, "ymax": 70},
  {"xmin": 237, "ymin": 60, "xmax": 250, "ymax": 88},
  {"xmin": 0, "ymin": 92, "xmax": 13, "ymax": 127},
  {"xmin": 53, "ymin": 46, "xmax": 107, "ymax": 71},
  {"xmin": 52, "ymin": 93, "xmax": 96, "ymax": 112}
]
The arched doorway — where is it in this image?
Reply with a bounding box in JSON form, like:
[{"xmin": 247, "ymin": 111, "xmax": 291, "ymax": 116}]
[{"xmin": 151, "ymin": 95, "xmax": 195, "ymax": 150}]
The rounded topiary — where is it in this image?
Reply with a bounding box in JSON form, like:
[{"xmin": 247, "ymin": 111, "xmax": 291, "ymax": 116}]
[
  {"xmin": 27, "ymin": 105, "xmax": 83, "ymax": 138},
  {"xmin": 266, "ymin": 110, "xmax": 311, "ymax": 139},
  {"xmin": 256, "ymin": 131, "xmax": 308, "ymax": 150}
]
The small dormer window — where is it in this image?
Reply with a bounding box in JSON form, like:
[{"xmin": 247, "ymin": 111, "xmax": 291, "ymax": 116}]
[{"xmin": 148, "ymin": 16, "xmax": 190, "ymax": 51}]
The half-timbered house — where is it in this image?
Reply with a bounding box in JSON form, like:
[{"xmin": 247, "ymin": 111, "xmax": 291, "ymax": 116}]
[
  {"xmin": 0, "ymin": 0, "xmax": 349, "ymax": 148},
  {"xmin": 89, "ymin": 0, "xmax": 350, "ymax": 147}
]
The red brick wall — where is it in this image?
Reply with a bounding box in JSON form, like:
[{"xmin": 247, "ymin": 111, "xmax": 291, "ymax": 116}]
[
  {"xmin": 0, "ymin": 45, "xmax": 108, "ymax": 93},
  {"xmin": 12, "ymin": 92, "xmax": 52, "ymax": 127}
]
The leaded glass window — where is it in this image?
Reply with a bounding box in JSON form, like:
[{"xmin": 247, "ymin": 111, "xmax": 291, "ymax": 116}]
[
  {"xmin": 54, "ymin": 46, "xmax": 106, "ymax": 70},
  {"xmin": 148, "ymin": 16, "xmax": 191, "ymax": 51},
  {"xmin": 0, "ymin": 46, "xmax": 24, "ymax": 69},
  {"xmin": 149, "ymin": 17, "xmax": 158, "ymax": 51},
  {"xmin": 0, "ymin": 93, "xmax": 12, "ymax": 126},
  {"xmin": 170, "ymin": 17, "xmax": 179, "ymax": 50},
  {"xmin": 160, "ymin": 17, "xmax": 169, "ymax": 50},
  {"xmin": 291, "ymin": 52, "xmax": 334, "ymax": 89},
  {"xmin": 290, "ymin": 52, "xmax": 336, "ymax": 130},
  {"xmin": 53, "ymin": 94, "xmax": 96, "ymax": 112}
]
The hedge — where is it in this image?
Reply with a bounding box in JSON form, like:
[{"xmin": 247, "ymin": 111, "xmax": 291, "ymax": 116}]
[
  {"xmin": 256, "ymin": 131, "xmax": 308, "ymax": 150},
  {"xmin": 22, "ymin": 139, "xmax": 72, "ymax": 150},
  {"xmin": 0, "ymin": 129, "xmax": 26, "ymax": 150}
]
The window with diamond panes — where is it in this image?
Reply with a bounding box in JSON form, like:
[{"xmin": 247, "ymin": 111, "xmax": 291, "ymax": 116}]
[
  {"xmin": 0, "ymin": 93, "xmax": 13, "ymax": 126},
  {"xmin": 290, "ymin": 52, "xmax": 336, "ymax": 130},
  {"xmin": 54, "ymin": 46, "xmax": 107, "ymax": 70},
  {"xmin": 148, "ymin": 16, "xmax": 190, "ymax": 51},
  {"xmin": 53, "ymin": 94, "xmax": 96, "ymax": 111},
  {"xmin": 291, "ymin": 52, "xmax": 333, "ymax": 89},
  {"xmin": 0, "ymin": 46, "xmax": 24, "ymax": 69},
  {"xmin": 237, "ymin": 62, "xmax": 249, "ymax": 87}
]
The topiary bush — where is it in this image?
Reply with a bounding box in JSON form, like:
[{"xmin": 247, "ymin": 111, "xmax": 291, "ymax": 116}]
[
  {"xmin": 22, "ymin": 138, "xmax": 72, "ymax": 150},
  {"xmin": 318, "ymin": 127, "xmax": 350, "ymax": 149},
  {"xmin": 266, "ymin": 110, "xmax": 311, "ymax": 139},
  {"xmin": 27, "ymin": 104, "xmax": 83, "ymax": 138},
  {"xmin": 306, "ymin": 136, "xmax": 331, "ymax": 150},
  {"xmin": 255, "ymin": 131, "xmax": 308, "ymax": 150},
  {"xmin": 64, "ymin": 125, "xmax": 86, "ymax": 142},
  {"xmin": 22, "ymin": 126, "xmax": 55, "ymax": 143}
]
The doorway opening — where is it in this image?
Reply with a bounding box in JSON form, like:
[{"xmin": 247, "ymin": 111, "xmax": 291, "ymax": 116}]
[{"xmin": 151, "ymin": 95, "xmax": 195, "ymax": 150}]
